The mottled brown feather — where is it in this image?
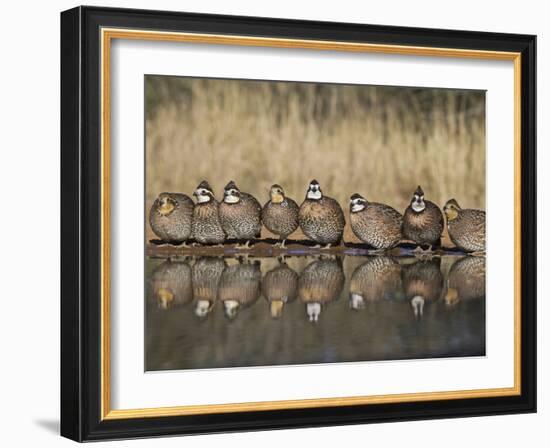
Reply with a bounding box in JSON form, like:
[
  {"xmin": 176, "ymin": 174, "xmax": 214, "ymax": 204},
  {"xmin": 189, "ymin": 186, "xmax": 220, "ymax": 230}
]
[
  {"xmin": 150, "ymin": 260, "xmax": 193, "ymax": 309},
  {"xmin": 299, "ymin": 197, "xmax": 345, "ymax": 244},
  {"xmin": 261, "ymin": 263, "xmax": 299, "ymax": 303},
  {"xmin": 262, "ymin": 198, "xmax": 299, "ymax": 239},
  {"xmin": 219, "ymin": 262, "xmax": 262, "ymax": 307},
  {"xmin": 192, "ymin": 257, "xmax": 226, "ymax": 303},
  {"xmin": 219, "ymin": 192, "xmax": 262, "ymax": 240},
  {"xmin": 401, "ymin": 258, "xmax": 444, "ymax": 302},
  {"xmin": 447, "ymin": 256, "xmax": 486, "ymax": 301},
  {"xmin": 402, "ymin": 200, "xmax": 444, "ymax": 246},
  {"xmin": 350, "ymin": 202, "xmax": 402, "ymax": 249},
  {"xmin": 149, "ymin": 193, "xmax": 194, "ymax": 242},
  {"xmin": 350, "ymin": 257, "xmax": 402, "ymax": 302},
  {"xmin": 447, "ymin": 208, "xmax": 486, "ymax": 252},
  {"xmin": 298, "ymin": 258, "xmax": 345, "ymax": 304},
  {"xmin": 191, "ymin": 199, "xmax": 225, "ymax": 244}
]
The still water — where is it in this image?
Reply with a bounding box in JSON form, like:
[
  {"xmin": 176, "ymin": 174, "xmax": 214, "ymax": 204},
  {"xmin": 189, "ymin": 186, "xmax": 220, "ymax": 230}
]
[{"xmin": 145, "ymin": 255, "xmax": 485, "ymax": 371}]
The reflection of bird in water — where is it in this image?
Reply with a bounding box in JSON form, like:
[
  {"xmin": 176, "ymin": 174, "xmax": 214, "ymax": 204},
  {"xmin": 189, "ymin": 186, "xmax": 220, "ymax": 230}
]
[
  {"xmin": 402, "ymin": 186, "xmax": 444, "ymax": 250},
  {"xmin": 299, "ymin": 257, "xmax": 345, "ymax": 322},
  {"xmin": 150, "ymin": 260, "xmax": 193, "ymax": 310},
  {"xmin": 299, "ymin": 180, "xmax": 345, "ymax": 249},
  {"xmin": 401, "ymin": 258, "xmax": 444, "ymax": 318},
  {"xmin": 443, "ymin": 199, "xmax": 486, "ymax": 252},
  {"xmin": 192, "ymin": 257, "xmax": 226, "ymax": 317},
  {"xmin": 349, "ymin": 257, "xmax": 402, "ymax": 310},
  {"xmin": 445, "ymin": 256, "xmax": 486, "ymax": 307},
  {"xmin": 191, "ymin": 181, "xmax": 226, "ymax": 245},
  {"xmin": 219, "ymin": 260, "xmax": 262, "ymax": 319},
  {"xmin": 219, "ymin": 181, "xmax": 262, "ymax": 248},
  {"xmin": 261, "ymin": 184, "xmax": 299, "ymax": 248},
  {"xmin": 149, "ymin": 193, "xmax": 194, "ymax": 244},
  {"xmin": 349, "ymin": 194, "xmax": 402, "ymax": 251},
  {"xmin": 261, "ymin": 260, "xmax": 299, "ymax": 318}
]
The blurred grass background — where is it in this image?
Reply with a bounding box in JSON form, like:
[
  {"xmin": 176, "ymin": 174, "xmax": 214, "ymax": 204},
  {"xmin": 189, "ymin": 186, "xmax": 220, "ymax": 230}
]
[{"xmin": 145, "ymin": 76, "xmax": 485, "ymax": 216}]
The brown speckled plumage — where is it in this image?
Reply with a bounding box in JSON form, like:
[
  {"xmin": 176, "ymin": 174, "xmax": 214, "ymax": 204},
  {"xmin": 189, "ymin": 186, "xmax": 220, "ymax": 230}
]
[
  {"xmin": 402, "ymin": 186, "xmax": 444, "ymax": 246},
  {"xmin": 299, "ymin": 181, "xmax": 345, "ymax": 245},
  {"xmin": 262, "ymin": 262, "xmax": 299, "ymax": 303},
  {"xmin": 192, "ymin": 200, "xmax": 225, "ymax": 244},
  {"xmin": 401, "ymin": 258, "xmax": 444, "ymax": 303},
  {"xmin": 262, "ymin": 196, "xmax": 299, "ymax": 241},
  {"xmin": 444, "ymin": 199, "xmax": 486, "ymax": 252},
  {"xmin": 219, "ymin": 261, "xmax": 262, "ymax": 312},
  {"xmin": 350, "ymin": 257, "xmax": 402, "ymax": 304},
  {"xmin": 149, "ymin": 193, "xmax": 194, "ymax": 243},
  {"xmin": 192, "ymin": 257, "xmax": 226, "ymax": 304},
  {"xmin": 191, "ymin": 181, "xmax": 225, "ymax": 244},
  {"xmin": 219, "ymin": 182, "xmax": 262, "ymax": 240},
  {"xmin": 150, "ymin": 260, "xmax": 193, "ymax": 309},
  {"xmin": 446, "ymin": 256, "xmax": 486, "ymax": 302},
  {"xmin": 298, "ymin": 258, "xmax": 345, "ymax": 305},
  {"xmin": 349, "ymin": 194, "xmax": 402, "ymax": 249}
]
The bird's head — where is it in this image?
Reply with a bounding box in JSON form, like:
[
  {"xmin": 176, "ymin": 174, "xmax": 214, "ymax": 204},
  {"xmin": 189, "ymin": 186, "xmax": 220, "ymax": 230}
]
[
  {"xmin": 156, "ymin": 193, "xmax": 177, "ymax": 216},
  {"xmin": 306, "ymin": 179, "xmax": 323, "ymax": 200},
  {"xmin": 223, "ymin": 181, "xmax": 241, "ymax": 204},
  {"xmin": 269, "ymin": 184, "xmax": 285, "ymax": 204},
  {"xmin": 193, "ymin": 181, "xmax": 215, "ymax": 204},
  {"xmin": 349, "ymin": 193, "xmax": 367, "ymax": 213},
  {"xmin": 443, "ymin": 199, "xmax": 462, "ymax": 221},
  {"xmin": 410, "ymin": 185, "xmax": 426, "ymax": 213}
]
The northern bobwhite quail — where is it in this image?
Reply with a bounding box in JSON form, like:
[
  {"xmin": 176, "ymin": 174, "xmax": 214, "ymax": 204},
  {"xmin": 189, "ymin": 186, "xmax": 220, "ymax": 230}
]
[
  {"xmin": 298, "ymin": 180, "xmax": 345, "ymax": 249},
  {"xmin": 149, "ymin": 192, "xmax": 194, "ymax": 244},
  {"xmin": 261, "ymin": 184, "xmax": 299, "ymax": 248},
  {"xmin": 349, "ymin": 193, "xmax": 402, "ymax": 250},
  {"xmin": 402, "ymin": 185, "xmax": 444, "ymax": 250},
  {"xmin": 443, "ymin": 199, "xmax": 486, "ymax": 252}
]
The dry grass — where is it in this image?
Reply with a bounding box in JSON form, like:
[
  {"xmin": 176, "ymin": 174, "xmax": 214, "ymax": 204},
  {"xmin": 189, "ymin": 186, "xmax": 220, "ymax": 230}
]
[{"xmin": 145, "ymin": 76, "xmax": 485, "ymax": 214}]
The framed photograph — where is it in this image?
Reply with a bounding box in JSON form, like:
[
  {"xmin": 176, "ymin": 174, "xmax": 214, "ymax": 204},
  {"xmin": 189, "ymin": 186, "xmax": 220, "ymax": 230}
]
[{"xmin": 60, "ymin": 6, "xmax": 536, "ymax": 441}]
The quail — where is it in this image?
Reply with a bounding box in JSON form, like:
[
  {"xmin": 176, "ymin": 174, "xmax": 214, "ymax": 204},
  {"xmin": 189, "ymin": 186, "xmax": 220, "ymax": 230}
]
[
  {"xmin": 219, "ymin": 181, "xmax": 262, "ymax": 248},
  {"xmin": 261, "ymin": 184, "xmax": 299, "ymax": 248},
  {"xmin": 191, "ymin": 181, "xmax": 226, "ymax": 245},
  {"xmin": 402, "ymin": 185, "xmax": 444, "ymax": 250},
  {"xmin": 149, "ymin": 192, "xmax": 194, "ymax": 244},
  {"xmin": 298, "ymin": 180, "xmax": 345, "ymax": 249},
  {"xmin": 349, "ymin": 193, "xmax": 402, "ymax": 250},
  {"xmin": 443, "ymin": 199, "xmax": 486, "ymax": 252}
]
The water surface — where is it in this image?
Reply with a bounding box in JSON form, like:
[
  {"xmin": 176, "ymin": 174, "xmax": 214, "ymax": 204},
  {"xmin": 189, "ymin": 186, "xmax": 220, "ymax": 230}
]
[{"xmin": 145, "ymin": 255, "xmax": 485, "ymax": 371}]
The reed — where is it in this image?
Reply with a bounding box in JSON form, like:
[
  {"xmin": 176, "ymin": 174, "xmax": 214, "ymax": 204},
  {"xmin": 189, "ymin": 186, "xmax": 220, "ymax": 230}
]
[{"xmin": 146, "ymin": 76, "xmax": 485, "ymax": 214}]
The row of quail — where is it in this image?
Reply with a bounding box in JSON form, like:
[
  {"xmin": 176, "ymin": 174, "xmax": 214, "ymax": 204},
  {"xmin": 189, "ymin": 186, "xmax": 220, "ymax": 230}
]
[
  {"xmin": 150, "ymin": 181, "xmax": 485, "ymax": 252},
  {"xmin": 350, "ymin": 185, "xmax": 485, "ymax": 252},
  {"xmin": 151, "ymin": 256, "xmax": 484, "ymax": 320},
  {"xmin": 150, "ymin": 179, "xmax": 346, "ymax": 248}
]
